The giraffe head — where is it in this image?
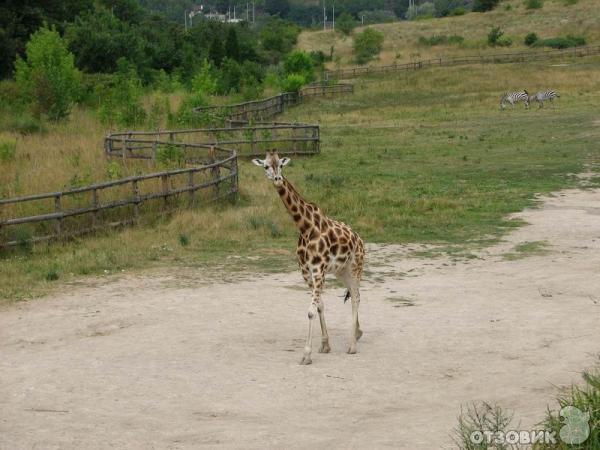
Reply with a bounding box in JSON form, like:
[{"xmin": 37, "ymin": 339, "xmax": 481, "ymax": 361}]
[{"xmin": 252, "ymin": 150, "xmax": 290, "ymax": 187}]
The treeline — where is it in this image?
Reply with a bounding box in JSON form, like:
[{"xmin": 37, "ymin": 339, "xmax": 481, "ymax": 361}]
[{"xmin": 0, "ymin": 0, "xmax": 301, "ymax": 82}]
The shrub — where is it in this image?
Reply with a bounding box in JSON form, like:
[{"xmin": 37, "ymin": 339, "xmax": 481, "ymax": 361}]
[
  {"xmin": 418, "ymin": 34, "xmax": 464, "ymax": 46},
  {"xmin": 15, "ymin": 27, "xmax": 81, "ymax": 121},
  {"xmin": 473, "ymin": 0, "xmax": 501, "ymax": 12},
  {"xmin": 280, "ymin": 74, "xmax": 306, "ymax": 93},
  {"xmin": 487, "ymin": 26, "xmax": 512, "ymax": 47},
  {"xmin": 524, "ymin": 32, "xmax": 539, "ymax": 46},
  {"xmin": 98, "ymin": 58, "xmax": 146, "ymax": 127},
  {"xmin": 190, "ymin": 59, "xmax": 217, "ymax": 105},
  {"xmin": 539, "ymin": 35, "xmax": 586, "ymax": 49},
  {"xmin": 336, "ymin": 12, "xmax": 356, "ymax": 36},
  {"xmin": 283, "ymin": 51, "xmax": 315, "ymax": 83},
  {"xmin": 450, "ymin": 7, "xmax": 467, "ymax": 15},
  {"xmin": 156, "ymin": 144, "xmax": 185, "ymax": 168},
  {"xmin": 353, "ymin": 28, "xmax": 385, "ymax": 64},
  {"xmin": 357, "ymin": 10, "xmax": 397, "ymax": 24},
  {"xmin": 8, "ymin": 114, "xmax": 47, "ymax": 135},
  {"xmin": 525, "ymin": 0, "xmax": 543, "ymax": 9},
  {"xmin": 0, "ymin": 140, "xmax": 17, "ymax": 162}
]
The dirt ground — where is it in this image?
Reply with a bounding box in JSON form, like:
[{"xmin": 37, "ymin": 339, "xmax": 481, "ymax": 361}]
[{"xmin": 1, "ymin": 187, "xmax": 599, "ymax": 450}]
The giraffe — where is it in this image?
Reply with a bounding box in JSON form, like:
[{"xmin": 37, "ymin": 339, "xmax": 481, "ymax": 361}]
[{"xmin": 252, "ymin": 150, "xmax": 365, "ymax": 365}]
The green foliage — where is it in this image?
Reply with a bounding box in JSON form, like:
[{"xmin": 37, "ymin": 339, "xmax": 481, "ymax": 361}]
[
  {"xmin": 15, "ymin": 27, "xmax": 81, "ymax": 121},
  {"xmin": 353, "ymin": 28, "xmax": 385, "ymax": 64},
  {"xmin": 209, "ymin": 35, "xmax": 225, "ymax": 67},
  {"xmin": 525, "ymin": 0, "xmax": 543, "ymax": 9},
  {"xmin": 449, "ymin": 7, "xmax": 467, "ymax": 15},
  {"xmin": 419, "ymin": 34, "xmax": 464, "ymax": 46},
  {"xmin": 98, "ymin": 58, "xmax": 146, "ymax": 127},
  {"xmin": 453, "ymin": 402, "xmax": 514, "ymax": 449},
  {"xmin": 473, "ymin": 0, "xmax": 501, "ymax": 12},
  {"xmin": 539, "ymin": 366, "xmax": 600, "ymax": 450},
  {"xmin": 45, "ymin": 270, "xmax": 60, "ymax": 281},
  {"xmin": 106, "ymin": 161, "xmax": 123, "ymax": 180},
  {"xmin": 537, "ymin": 35, "xmax": 587, "ymax": 49},
  {"xmin": 259, "ymin": 17, "xmax": 301, "ymax": 64},
  {"xmin": 178, "ymin": 233, "xmax": 190, "ymax": 247},
  {"xmin": 0, "ymin": 139, "xmax": 16, "ymax": 162},
  {"xmin": 7, "ymin": 114, "xmax": 47, "ymax": 135},
  {"xmin": 406, "ymin": 2, "xmax": 436, "ymax": 19},
  {"xmin": 190, "ymin": 60, "xmax": 217, "ymax": 106},
  {"xmin": 434, "ymin": 0, "xmax": 467, "ymax": 17},
  {"xmin": 283, "ymin": 51, "xmax": 315, "ymax": 83},
  {"xmin": 357, "ymin": 10, "xmax": 397, "ymax": 24},
  {"xmin": 280, "ymin": 74, "xmax": 306, "ymax": 93},
  {"xmin": 524, "ymin": 33, "xmax": 539, "ymax": 46},
  {"xmin": 156, "ymin": 144, "xmax": 185, "ymax": 168},
  {"xmin": 336, "ymin": 12, "xmax": 356, "ymax": 36},
  {"xmin": 487, "ymin": 26, "xmax": 512, "ymax": 47},
  {"xmin": 225, "ymin": 27, "xmax": 241, "ymax": 62}
]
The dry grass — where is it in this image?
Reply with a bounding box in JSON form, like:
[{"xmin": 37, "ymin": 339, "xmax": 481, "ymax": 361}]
[{"xmin": 297, "ymin": 0, "xmax": 600, "ymax": 68}]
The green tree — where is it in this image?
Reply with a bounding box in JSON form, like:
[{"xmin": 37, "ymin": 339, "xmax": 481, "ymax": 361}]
[
  {"xmin": 225, "ymin": 27, "xmax": 240, "ymax": 62},
  {"xmin": 283, "ymin": 50, "xmax": 314, "ymax": 83},
  {"xmin": 15, "ymin": 27, "xmax": 81, "ymax": 121},
  {"xmin": 353, "ymin": 27, "xmax": 384, "ymax": 64},
  {"xmin": 473, "ymin": 0, "xmax": 500, "ymax": 12},
  {"xmin": 209, "ymin": 35, "xmax": 224, "ymax": 67},
  {"xmin": 336, "ymin": 12, "xmax": 356, "ymax": 36}
]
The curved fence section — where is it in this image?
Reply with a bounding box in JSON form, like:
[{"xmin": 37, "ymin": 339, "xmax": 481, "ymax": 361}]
[
  {"xmin": 0, "ymin": 83, "xmax": 354, "ymax": 248},
  {"xmin": 325, "ymin": 45, "xmax": 600, "ymax": 80}
]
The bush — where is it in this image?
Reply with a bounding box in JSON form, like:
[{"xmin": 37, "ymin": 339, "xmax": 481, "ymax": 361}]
[
  {"xmin": 336, "ymin": 12, "xmax": 356, "ymax": 36},
  {"xmin": 357, "ymin": 10, "xmax": 397, "ymax": 24},
  {"xmin": 8, "ymin": 114, "xmax": 47, "ymax": 135},
  {"xmin": 487, "ymin": 26, "xmax": 512, "ymax": 47},
  {"xmin": 98, "ymin": 58, "xmax": 146, "ymax": 127},
  {"xmin": 525, "ymin": 0, "xmax": 543, "ymax": 8},
  {"xmin": 434, "ymin": 0, "xmax": 466, "ymax": 17},
  {"xmin": 0, "ymin": 140, "xmax": 17, "ymax": 162},
  {"xmin": 524, "ymin": 32, "xmax": 539, "ymax": 46},
  {"xmin": 15, "ymin": 27, "xmax": 81, "ymax": 121},
  {"xmin": 450, "ymin": 7, "xmax": 467, "ymax": 15},
  {"xmin": 280, "ymin": 74, "xmax": 306, "ymax": 93},
  {"xmin": 418, "ymin": 34, "xmax": 464, "ymax": 46},
  {"xmin": 473, "ymin": 0, "xmax": 500, "ymax": 12},
  {"xmin": 539, "ymin": 35, "xmax": 586, "ymax": 49},
  {"xmin": 353, "ymin": 28, "xmax": 385, "ymax": 64},
  {"xmin": 283, "ymin": 51, "xmax": 315, "ymax": 83}
]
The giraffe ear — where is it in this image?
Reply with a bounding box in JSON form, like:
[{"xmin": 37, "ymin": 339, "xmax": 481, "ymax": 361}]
[
  {"xmin": 280, "ymin": 157, "xmax": 290, "ymax": 167},
  {"xmin": 251, "ymin": 158, "xmax": 265, "ymax": 167}
]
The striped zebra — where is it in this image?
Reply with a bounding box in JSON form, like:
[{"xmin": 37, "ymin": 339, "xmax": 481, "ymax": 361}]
[
  {"xmin": 500, "ymin": 90, "xmax": 530, "ymax": 110},
  {"xmin": 528, "ymin": 90, "xmax": 560, "ymax": 108}
]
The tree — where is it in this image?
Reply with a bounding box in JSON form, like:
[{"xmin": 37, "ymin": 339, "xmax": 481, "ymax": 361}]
[
  {"xmin": 283, "ymin": 51, "xmax": 314, "ymax": 83},
  {"xmin": 353, "ymin": 27, "xmax": 384, "ymax": 64},
  {"xmin": 15, "ymin": 27, "xmax": 81, "ymax": 121},
  {"xmin": 225, "ymin": 27, "xmax": 240, "ymax": 62},
  {"xmin": 265, "ymin": 0, "xmax": 290, "ymax": 17},
  {"xmin": 472, "ymin": 0, "xmax": 500, "ymax": 12},
  {"xmin": 336, "ymin": 12, "xmax": 356, "ymax": 36},
  {"xmin": 209, "ymin": 35, "xmax": 224, "ymax": 67}
]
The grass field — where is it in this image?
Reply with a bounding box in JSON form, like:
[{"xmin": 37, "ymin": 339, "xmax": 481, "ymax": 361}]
[
  {"xmin": 1, "ymin": 57, "xmax": 600, "ymax": 301},
  {"xmin": 297, "ymin": 0, "xmax": 600, "ymax": 68}
]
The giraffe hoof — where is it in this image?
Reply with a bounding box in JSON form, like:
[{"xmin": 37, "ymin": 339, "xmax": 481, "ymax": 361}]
[
  {"xmin": 319, "ymin": 343, "xmax": 331, "ymax": 353},
  {"xmin": 347, "ymin": 346, "xmax": 357, "ymax": 355},
  {"xmin": 356, "ymin": 329, "xmax": 363, "ymax": 341},
  {"xmin": 299, "ymin": 355, "xmax": 312, "ymax": 365}
]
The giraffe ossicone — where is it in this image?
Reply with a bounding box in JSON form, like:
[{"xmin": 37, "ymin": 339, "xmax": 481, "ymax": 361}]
[{"xmin": 252, "ymin": 150, "xmax": 365, "ymax": 365}]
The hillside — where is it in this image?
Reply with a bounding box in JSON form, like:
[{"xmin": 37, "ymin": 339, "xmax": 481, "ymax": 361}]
[{"xmin": 297, "ymin": 0, "xmax": 600, "ymax": 68}]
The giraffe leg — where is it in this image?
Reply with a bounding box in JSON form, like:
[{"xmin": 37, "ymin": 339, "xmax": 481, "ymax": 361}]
[
  {"xmin": 347, "ymin": 283, "xmax": 361, "ymax": 354},
  {"xmin": 300, "ymin": 270, "xmax": 324, "ymax": 365},
  {"xmin": 317, "ymin": 297, "xmax": 330, "ymax": 353}
]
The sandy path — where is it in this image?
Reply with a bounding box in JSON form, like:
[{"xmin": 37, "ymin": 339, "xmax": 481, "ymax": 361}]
[{"xmin": 1, "ymin": 188, "xmax": 599, "ymax": 450}]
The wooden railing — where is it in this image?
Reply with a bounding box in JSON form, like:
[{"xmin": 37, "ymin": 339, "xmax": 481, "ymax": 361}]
[
  {"xmin": 0, "ymin": 144, "xmax": 237, "ymax": 248},
  {"xmin": 194, "ymin": 83, "xmax": 353, "ymax": 122},
  {"xmin": 324, "ymin": 45, "xmax": 600, "ymax": 80}
]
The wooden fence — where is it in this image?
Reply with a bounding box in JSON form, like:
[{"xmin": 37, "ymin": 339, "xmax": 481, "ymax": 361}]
[
  {"xmin": 324, "ymin": 45, "xmax": 600, "ymax": 80},
  {"xmin": 194, "ymin": 83, "xmax": 353, "ymax": 122},
  {"xmin": 0, "ymin": 145, "xmax": 238, "ymax": 248},
  {"xmin": 105, "ymin": 123, "xmax": 320, "ymax": 158},
  {"xmin": 0, "ymin": 83, "xmax": 353, "ymax": 248}
]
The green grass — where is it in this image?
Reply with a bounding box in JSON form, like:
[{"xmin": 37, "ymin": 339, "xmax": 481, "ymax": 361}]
[
  {"xmin": 503, "ymin": 240, "xmax": 551, "ymax": 260},
  {"xmin": 2, "ymin": 58, "xmax": 600, "ymax": 302}
]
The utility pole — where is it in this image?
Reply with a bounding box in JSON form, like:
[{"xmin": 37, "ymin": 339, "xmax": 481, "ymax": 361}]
[
  {"xmin": 332, "ymin": 2, "xmax": 335, "ymax": 30},
  {"xmin": 253, "ymin": 1, "xmax": 255, "ymax": 23},
  {"xmin": 246, "ymin": 2, "xmax": 249, "ymax": 21},
  {"xmin": 184, "ymin": 10, "xmax": 187, "ymax": 31},
  {"xmin": 323, "ymin": 1, "xmax": 326, "ymax": 30}
]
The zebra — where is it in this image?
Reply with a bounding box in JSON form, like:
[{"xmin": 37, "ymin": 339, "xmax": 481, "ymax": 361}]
[
  {"xmin": 528, "ymin": 90, "xmax": 560, "ymax": 108},
  {"xmin": 500, "ymin": 90, "xmax": 530, "ymax": 110}
]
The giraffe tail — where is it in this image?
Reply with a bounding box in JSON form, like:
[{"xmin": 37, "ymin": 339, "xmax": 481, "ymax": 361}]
[{"xmin": 343, "ymin": 290, "xmax": 351, "ymax": 303}]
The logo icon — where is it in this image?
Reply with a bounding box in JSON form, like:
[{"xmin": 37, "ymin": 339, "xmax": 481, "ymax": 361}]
[{"xmin": 559, "ymin": 406, "xmax": 590, "ymax": 445}]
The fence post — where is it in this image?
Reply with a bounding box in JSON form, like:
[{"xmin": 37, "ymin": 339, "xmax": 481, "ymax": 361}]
[
  {"xmin": 230, "ymin": 156, "xmax": 238, "ymax": 201},
  {"xmin": 92, "ymin": 189, "xmax": 99, "ymax": 229},
  {"xmin": 132, "ymin": 180, "xmax": 140, "ymax": 224},
  {"xmin": 251, "ymin": 127, "xmax": 257, "ymax": 155},
  {"xmin": 188, "ymin": 171, "xmax": 195, "ymax": 207},
  {"xmin": 54, "ymin": 194, "xmax": 62, "ymax": 239},
  {"xmin": 121, "ymin": 137, "xmax": 127, "ymax": 161},
  {"xmin": 161, "ymin": 174, "xmax": 169, "ymax": 210},
  {"xmin": 209, "ymin": 146, "xmax": 220, "ymax": 200},
  {"xmin": 152, "ymin": 141, "xmax": 158, "ymax": 162}
]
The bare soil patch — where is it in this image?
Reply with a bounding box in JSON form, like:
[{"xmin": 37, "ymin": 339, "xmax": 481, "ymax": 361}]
[{"xmin": 1, "ymin": 188, "xmax": 599, "ymax": 449}]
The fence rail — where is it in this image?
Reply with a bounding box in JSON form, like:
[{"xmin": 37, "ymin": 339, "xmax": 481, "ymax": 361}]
[
  {"xmin": 1, "ymin": 83, "xmax": 354, "ymax": 248},
  {"xmin": 194, "ymin": 83, "xmax": 353, "ymax": 122},
  {"xmin": 324, "ymin": 45, "xmax": 600, "ymax": 80}
]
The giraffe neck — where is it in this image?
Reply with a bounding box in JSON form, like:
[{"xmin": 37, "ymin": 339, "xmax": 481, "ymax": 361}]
[{"xmin": 276, "ymin": 178, "xmax": 319, "ymax": 234}]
